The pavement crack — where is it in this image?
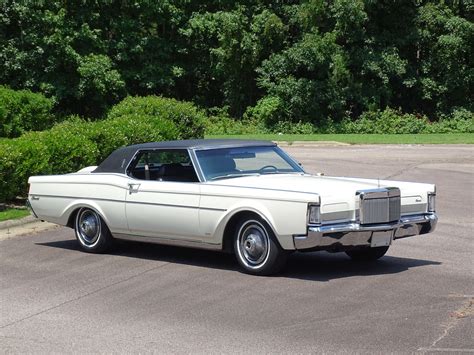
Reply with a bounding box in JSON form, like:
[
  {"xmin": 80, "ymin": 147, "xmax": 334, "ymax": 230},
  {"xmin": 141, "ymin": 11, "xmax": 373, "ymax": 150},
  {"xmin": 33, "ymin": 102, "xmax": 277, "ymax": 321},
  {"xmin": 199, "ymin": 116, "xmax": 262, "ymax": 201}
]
[
  {"xmin": 418, "ymin": 297, "xmax": 474, "ymax": 353},
  {"xmin": 384, "ymin": 156, "xmax": 473, "ymax": 180},
  {"xmin": 0, "ymin": 262, "xmax": 170, "ymax": 330},
  {"xmin": 384, "ymin": 162, "xmax": 420, "ymax": 180}
]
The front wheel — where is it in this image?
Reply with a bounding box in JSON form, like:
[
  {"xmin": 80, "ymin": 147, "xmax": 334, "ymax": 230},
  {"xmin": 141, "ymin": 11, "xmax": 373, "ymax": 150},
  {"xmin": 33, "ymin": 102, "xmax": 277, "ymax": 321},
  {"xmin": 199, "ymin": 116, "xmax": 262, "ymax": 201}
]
[
  {"xmin": 75, "ymin": 208, "xmax": 112, "ymax": 253},
  {"xmin": 345, "ymin": 246, "xmax": 389, "ymax": 261},
  {"xmin": 234, "ymin": 218, "xmax": 288, "ymax": 276}
]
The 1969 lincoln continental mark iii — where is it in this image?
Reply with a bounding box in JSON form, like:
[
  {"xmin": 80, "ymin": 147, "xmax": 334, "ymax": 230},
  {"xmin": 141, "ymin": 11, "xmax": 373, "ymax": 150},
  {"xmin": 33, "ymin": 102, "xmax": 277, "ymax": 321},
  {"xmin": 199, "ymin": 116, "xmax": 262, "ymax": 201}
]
[{"xmin": 28, "ymin": 139, "xmax": 438, "ymax": 275}]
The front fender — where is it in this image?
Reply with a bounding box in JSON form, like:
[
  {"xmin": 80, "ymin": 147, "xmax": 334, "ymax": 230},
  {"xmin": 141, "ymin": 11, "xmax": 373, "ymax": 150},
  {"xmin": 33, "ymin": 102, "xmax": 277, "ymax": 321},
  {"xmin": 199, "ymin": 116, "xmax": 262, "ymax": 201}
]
[{"xmin": 210, "ymin": 200, "xmax": 305, "ymax": 250}]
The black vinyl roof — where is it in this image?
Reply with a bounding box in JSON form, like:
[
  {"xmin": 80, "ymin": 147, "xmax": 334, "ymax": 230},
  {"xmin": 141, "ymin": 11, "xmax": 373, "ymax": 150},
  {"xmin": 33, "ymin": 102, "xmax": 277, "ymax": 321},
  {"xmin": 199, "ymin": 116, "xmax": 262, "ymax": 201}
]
[{"xmin": 93, "ymin": 139, "xmax": 275, "ymax": 174}]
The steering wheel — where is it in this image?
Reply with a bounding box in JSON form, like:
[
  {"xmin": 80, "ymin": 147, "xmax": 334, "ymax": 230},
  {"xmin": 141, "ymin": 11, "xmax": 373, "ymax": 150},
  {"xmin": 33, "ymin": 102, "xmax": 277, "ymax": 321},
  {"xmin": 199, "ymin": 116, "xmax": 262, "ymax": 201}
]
[{"xmin": 259, "ymin": 165, "xmax": 278, "ymax": 172}]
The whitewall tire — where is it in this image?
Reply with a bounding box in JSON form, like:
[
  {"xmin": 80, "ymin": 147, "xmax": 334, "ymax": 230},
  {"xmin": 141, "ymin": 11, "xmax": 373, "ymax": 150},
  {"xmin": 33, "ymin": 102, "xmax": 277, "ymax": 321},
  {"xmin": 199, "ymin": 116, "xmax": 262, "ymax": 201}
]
[
  {"xmin": 75, "ymin": 208, "xmax": 112, "ymax": 253},
  {"xmin": 234, "ymin": 218, "xmax": 288, "ymax": 275}
]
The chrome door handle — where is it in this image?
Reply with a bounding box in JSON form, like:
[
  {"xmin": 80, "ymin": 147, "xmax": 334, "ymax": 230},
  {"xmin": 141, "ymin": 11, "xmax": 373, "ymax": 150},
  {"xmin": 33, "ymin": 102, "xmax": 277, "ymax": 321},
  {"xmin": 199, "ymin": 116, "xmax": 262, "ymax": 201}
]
[{"xmin": 128, "ymin": 183, "xmax": 141, "ymax": 194}]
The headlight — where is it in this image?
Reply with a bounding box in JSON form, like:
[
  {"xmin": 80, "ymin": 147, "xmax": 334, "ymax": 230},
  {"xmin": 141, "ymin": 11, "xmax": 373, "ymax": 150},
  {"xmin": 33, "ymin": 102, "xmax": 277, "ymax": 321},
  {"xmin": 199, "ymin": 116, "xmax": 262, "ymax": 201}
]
[
  {"xmin": 427, "ymin": 193, "xmax": 436, "ymax": 212},
  {"xmin": 308, "ymin": 204, "xmax": 321, "ymax": 225}
]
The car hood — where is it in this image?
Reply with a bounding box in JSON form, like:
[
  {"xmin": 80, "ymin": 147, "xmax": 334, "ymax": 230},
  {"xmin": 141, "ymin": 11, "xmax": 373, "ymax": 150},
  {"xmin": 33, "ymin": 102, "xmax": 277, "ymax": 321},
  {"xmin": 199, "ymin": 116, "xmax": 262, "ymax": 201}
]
[{"xmin": 208, "ymin": 174, "xmax": 433, "ymax": 199}]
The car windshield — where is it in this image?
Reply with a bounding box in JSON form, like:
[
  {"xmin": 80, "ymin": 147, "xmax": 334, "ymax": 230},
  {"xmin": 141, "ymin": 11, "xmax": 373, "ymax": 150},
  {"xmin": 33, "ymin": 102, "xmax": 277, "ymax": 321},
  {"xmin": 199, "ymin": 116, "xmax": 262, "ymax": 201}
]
[{"xmin": 196, "ymin": 146, "xmax": 304, "ymax": 181}]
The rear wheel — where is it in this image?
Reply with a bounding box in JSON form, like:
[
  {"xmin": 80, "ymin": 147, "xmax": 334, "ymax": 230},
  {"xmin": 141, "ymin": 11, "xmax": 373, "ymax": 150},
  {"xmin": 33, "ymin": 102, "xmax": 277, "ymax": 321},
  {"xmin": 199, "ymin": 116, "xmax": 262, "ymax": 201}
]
[
  {"xmin": 345, "ymin": 246, "xmax": 389, "ymax": 261},
  {"xmin": 75, "ymin": 208, "xmax": 112, "ymax": 253},
  {"xmin": 234, "ymin": 217, "xmax": 288, "ymax": 276}
]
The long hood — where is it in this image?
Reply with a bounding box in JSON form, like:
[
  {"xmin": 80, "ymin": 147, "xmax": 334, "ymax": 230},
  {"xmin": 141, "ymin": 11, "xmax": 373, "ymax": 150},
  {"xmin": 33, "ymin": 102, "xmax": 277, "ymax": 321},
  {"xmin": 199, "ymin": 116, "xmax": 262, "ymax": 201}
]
[{"xmin": 208, "ymin": 174, "xmax": 435, "ymax": 199}]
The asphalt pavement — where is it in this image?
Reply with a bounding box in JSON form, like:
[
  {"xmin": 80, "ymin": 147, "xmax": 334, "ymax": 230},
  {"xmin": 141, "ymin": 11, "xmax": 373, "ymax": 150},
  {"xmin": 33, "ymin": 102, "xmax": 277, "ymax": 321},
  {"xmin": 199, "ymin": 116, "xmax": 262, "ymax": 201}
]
[{"xmin": 1, "ymin": 144, "xmax": 472, "ymax": 353}]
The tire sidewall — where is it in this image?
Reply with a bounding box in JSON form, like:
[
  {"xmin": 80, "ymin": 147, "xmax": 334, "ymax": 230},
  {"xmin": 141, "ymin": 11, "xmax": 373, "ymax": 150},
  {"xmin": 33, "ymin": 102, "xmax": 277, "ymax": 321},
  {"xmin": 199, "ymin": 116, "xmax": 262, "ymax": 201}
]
[
  {"xmin": 346, "ymin": 246, "xmax": 389, "ymax": 261},
  {"xmin": 75, "ymin": 207, "xmax": 110, "ymax": 252},
  {"xmin": 234, "ymin": 217, "xmax": 287, "ymax": 275}
]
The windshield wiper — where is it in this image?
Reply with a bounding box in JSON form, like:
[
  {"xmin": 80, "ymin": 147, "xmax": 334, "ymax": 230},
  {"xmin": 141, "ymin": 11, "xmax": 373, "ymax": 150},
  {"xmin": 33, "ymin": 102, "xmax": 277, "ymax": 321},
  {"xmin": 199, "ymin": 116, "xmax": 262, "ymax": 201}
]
[
  {"xmin": 210, "ymin": 173, "xmax": 260, "ymax": 181},
  {"xmin": 259, "ymin": 170, "xmax": 302, "ymax": 175}
]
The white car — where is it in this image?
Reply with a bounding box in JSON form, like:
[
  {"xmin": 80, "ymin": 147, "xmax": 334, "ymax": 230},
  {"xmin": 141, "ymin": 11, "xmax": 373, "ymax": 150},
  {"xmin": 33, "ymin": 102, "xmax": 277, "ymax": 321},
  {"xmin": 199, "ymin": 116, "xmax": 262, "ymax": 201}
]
[{"xmin": 28, "ymin": 139, "xmax": 438, "ymax": 275}]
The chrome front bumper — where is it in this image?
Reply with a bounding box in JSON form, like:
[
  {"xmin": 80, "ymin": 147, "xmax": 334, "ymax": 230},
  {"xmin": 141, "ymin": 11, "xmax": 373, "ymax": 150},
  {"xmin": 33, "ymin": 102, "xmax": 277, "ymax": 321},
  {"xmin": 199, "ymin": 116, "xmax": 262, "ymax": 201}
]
[{"xmin": 293, "ymin": 213, "xmax": 437, "ymax": 251}]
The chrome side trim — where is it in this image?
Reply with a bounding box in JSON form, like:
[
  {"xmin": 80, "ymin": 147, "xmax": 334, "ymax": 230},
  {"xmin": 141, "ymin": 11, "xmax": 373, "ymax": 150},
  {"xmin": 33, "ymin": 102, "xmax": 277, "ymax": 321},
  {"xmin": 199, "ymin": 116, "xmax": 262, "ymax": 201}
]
[
  {"xmin": 293, "ymin": 213, "xmax": 437, "ymax": 251},
  {"xmin": 29, "ymin": 189, "xmax": 312, "ymax": 209},
  {"xmin": 27, "ymin": 194, "xmax": 227, "ymax": 212},
  {"xmin": 70, "ymin": 172, "xmax": 130, "ymax": 178},
  {"xmin": 112, "ymin": 233, "xmax": 222, "ymax": 250},
  {"xmin": 31, "ymin": 180, "xmax": 129, "ymax": 190}
]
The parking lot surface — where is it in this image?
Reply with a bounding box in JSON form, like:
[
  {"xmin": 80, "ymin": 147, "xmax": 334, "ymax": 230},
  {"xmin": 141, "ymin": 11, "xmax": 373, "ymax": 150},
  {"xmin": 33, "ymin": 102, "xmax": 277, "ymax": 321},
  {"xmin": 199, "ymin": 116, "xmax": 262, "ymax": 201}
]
[{"xmin": 1, "ymin": 144, "xmax": 472, "ymax": 353}]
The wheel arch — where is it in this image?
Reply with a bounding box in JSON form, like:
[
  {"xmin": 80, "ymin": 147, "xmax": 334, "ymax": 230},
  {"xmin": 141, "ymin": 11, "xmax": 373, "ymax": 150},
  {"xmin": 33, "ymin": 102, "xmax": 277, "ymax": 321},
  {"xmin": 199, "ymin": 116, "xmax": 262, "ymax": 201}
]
[
  {"xmin": 64, "ymin": 201, "xmax": 111, "ymax": 230},
  {"xmin": 221, "ymin": 209, "xmax": 280, "ymax": 254}
]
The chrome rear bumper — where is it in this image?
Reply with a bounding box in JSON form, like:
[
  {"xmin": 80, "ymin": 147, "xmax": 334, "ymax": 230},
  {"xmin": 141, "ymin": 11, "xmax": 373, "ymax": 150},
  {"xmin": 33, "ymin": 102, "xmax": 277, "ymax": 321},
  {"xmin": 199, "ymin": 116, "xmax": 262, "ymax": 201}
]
[
  {"xmin": 26, "ymin": 198, "xmax": 38, "ymax": 219},
  {"xmin": 293, "ymin": 213, "xmax": 437, "ymax": 251}
]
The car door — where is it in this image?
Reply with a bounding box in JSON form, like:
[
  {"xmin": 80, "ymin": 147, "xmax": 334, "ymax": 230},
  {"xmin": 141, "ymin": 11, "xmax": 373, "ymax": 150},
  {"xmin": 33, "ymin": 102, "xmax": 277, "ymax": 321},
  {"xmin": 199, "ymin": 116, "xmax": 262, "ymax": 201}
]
[{"xmin": 125, "ymin": 149, "xmax": 201, "ymax": 241}]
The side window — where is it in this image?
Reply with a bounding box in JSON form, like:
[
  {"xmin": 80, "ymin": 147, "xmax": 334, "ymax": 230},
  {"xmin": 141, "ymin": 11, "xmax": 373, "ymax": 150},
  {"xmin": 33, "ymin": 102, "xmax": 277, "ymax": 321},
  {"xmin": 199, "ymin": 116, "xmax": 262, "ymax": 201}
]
[{"xmin": 129, "ymin": 150, "xmax": 199, "ymax": 182}]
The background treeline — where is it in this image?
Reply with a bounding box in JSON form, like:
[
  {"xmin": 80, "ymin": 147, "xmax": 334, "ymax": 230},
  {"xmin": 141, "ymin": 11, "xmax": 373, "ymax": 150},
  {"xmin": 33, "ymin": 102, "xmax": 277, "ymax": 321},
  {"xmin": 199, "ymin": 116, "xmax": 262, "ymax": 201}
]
[
  {"xmin": 1, "ymin": 0, "xmax": 472, "ymax": 131},
  {"xmin": 0, "ymin": 96, "xmax": 205, "ymax": 201}
]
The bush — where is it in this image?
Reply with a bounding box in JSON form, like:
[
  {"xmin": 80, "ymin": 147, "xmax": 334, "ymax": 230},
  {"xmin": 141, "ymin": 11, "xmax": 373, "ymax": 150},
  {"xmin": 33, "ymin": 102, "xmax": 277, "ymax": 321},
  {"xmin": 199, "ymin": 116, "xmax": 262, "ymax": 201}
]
[
  {"xmin": 0, "ymin": 95, "xmax": 203, "ymax": 201},
  {"xmin": 204, "ymin": 107, "xmax": 268, "ymax": 135},
  {"xmin": 341, "ymin": 108, "xmax": 429, "ymax": 134},
  {"xmin": 0, "ymin": 86, "xmax": 55, "ymax": 138},
  {"xmin": 53, "ymin": 115, "xmax": 178, "ymax": 162},
  {"xmin": 270, "ymin": 121, "xmax": 315, "ymax": 134},
  {"xmin": 108, "ymin": 96, "xmax": 206, "ymax": 140},
  {"xmin": 243, "ymin": 96, "xmax": 283, "ymax": 126},
  {"xmin": 425, "ymin": 109, "xmax": 473, "ymax": 133},
  {"xmin": 204, "ymin": 106, "xmax": 473, "ymax": 135}
]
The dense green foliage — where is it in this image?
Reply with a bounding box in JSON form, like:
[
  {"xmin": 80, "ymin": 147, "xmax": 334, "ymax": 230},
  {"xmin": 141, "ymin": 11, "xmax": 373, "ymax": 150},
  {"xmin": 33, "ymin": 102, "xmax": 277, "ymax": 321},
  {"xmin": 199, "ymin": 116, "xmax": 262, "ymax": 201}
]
[
  {"xmin": 206, "ymin": 108, "xmax": 473, "ymax": 135},
  {"xmin": 1, "ymin": 1, "xmax": 472, "ymax": 122},
  {"xmin": 206, "ymin": 133, "xmax": 474, "ymax": 144},
  {"xmin": 108, "ymin": 96, "xmax": 206, "ymax": 141},
  {"xmin": 0, "ymin": 86, "xmax": 55, "ymax": 137},
  {"xmin": 0, "ymin": 96, "xmax": 204, "ymax": 201},
  {"xmin": 0, "ymin": 0, "xmax": 472, "ymax": 204}
]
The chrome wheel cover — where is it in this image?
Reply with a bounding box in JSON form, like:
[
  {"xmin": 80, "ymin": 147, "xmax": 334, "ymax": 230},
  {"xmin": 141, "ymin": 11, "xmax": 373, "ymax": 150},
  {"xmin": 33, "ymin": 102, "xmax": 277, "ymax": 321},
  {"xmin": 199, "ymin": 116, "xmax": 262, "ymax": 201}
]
[
  {"xmin": 237, "ymin": 220, "xmax": 270, "ymax": 269},
  {"xmin": 76, "ymin": 209, "xmax": 101, "ymax": 246}
]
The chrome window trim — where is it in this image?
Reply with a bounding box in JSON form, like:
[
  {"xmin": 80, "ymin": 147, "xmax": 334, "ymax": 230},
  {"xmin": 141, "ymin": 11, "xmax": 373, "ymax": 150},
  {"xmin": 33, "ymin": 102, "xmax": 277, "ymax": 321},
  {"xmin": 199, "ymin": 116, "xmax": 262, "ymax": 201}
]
[
  {"xmin": 125, "ymin": 148, "xmax": 203, "ymax": 183},
  {"xmin": 188, "ymin": 148, "xmax": 205, "ymax": 182},
  {"xmin": 275, "ymin": 146, "xmax": 307, "ymax": 174},
  {"xmin": 193, "ymin": 145, "xmax": 305, "ymax": 182}
]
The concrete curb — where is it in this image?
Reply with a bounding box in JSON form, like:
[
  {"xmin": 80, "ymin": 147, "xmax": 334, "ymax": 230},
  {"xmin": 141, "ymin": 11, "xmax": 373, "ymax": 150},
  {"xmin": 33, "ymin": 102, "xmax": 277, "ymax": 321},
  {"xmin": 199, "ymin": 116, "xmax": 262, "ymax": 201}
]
[
  {"xmin": 0, "ymin": 215, "xmax": 38, "ymax": 230},
  {"xmin": 275, "ymin": 140, "xmax": 351, "ymax": 146},
  {"xmin": 0, "ymin": 220, "xmax": 58, "ymax": 240}
]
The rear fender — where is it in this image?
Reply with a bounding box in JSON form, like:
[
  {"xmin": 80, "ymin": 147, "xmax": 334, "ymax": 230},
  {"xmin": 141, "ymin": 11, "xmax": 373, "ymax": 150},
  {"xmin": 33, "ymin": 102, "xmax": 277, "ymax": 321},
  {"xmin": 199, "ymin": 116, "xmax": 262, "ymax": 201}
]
[{"xmin": 62, "ymin": 200, "xmax": 110, "ymax": 229}]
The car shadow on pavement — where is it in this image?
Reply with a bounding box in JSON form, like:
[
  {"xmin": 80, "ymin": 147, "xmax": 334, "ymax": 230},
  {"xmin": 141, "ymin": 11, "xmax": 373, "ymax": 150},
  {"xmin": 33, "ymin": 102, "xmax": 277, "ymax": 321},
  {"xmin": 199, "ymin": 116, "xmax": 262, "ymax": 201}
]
[
  {"xmin": 284, "ymin": 252, "xmax": 441, "ymax": 281},
  {"xmin": 36, "ymin": 238, "xmax": 441, "ymax": 281}
]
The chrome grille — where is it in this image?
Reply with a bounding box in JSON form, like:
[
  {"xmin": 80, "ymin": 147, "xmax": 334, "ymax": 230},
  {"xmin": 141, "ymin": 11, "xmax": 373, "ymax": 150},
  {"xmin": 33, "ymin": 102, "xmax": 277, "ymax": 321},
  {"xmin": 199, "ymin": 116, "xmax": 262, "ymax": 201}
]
[
  {"xmin": 389, "ymin": 195, "xmax": 401, "ymax": 222},
  {"xmin": 358, "ymin": 188, "xmax": 401, "ymax": 225}
]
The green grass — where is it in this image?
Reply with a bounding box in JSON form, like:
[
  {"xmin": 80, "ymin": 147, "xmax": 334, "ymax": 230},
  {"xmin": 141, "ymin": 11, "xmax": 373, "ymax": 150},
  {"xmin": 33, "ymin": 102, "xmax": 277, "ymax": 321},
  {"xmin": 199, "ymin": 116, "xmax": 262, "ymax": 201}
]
[
  {"xmin": 0, "ymin": 208, "xmax": 30, "ymax": 222},
  {"xmin": 206, "ymin": 133, "xmax": 474, "ymax": 144}
]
